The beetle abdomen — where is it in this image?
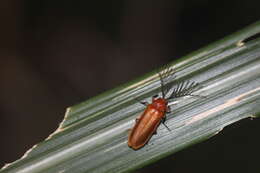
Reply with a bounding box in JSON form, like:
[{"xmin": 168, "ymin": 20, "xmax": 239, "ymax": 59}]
[{"xmin": 128, "ymin": 105, "xmax": 165, "ymax": 150}]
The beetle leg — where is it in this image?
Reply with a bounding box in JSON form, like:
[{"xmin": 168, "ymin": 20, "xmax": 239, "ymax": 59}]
[
  {"xmin": 140, "ymin": 101, "xmax": 149, "ymax": 106},
  {"xmin": 135, "ymin": 116, "xmax": 141, "ymax": 123},
  {"xmin": 162, "ymin": 116, "xmax": 166, "ymax": 123},
  {"xmin": 166, "ymin": 106, "xmax": 171, "ymax": 113},
  {"xmin": 133, "ymin": 97, "xmax": 149, "ymax": 106},
  {"xmin": 161, "ymin": 117, "xmax": 171, "ymax": 131},
  {"xmin": 152, "ymin": 94, "xmax": 159, "ymax": 99}
]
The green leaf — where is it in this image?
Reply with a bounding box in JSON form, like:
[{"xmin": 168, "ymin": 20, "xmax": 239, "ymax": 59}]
[{"xmin": 1, "ymin": 21, "xmax": 260, "ymax": 173}]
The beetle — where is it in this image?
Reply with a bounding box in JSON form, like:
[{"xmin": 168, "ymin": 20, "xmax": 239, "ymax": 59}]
[{"xmin": 128, "ymin": 67, "xmax": 200, "ymax": 150}]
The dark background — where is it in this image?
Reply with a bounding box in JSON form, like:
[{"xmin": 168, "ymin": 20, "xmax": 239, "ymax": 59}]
[{"xmin": 0, "ymin": 0, "xmax": 259, "ymax": 172}]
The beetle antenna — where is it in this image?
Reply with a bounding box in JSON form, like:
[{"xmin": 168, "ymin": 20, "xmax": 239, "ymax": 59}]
[
  {"xmin": 167, "ymin": 80, "xmax": 203, "ymax": 100},
  {"xmin": 157, "ymin": 66, "xmax": 175, "ymax": 99},
  {"xmin": 158, "ymin": 72, "xmax": 166, "ymax": 98}
]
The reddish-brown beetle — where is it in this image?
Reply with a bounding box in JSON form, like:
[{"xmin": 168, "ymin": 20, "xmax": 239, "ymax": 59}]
[{"xmin": 128, "ymin": 67, "xmax": 199, "ymax": 150}]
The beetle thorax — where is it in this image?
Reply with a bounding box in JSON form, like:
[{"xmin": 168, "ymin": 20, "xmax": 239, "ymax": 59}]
[{"xmin": 151, "ymin": 98, "xmax": 167, "ymax": 112}]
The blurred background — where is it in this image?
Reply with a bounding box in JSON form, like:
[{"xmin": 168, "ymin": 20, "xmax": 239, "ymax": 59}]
[{"xmin": 0, "ymin": 0, "xmax": 259, "ymax": 172}]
